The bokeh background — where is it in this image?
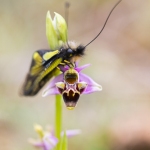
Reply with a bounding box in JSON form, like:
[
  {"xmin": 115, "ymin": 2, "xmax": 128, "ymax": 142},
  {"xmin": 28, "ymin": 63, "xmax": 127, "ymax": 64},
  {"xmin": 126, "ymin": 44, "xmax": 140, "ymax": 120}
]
[{"xmin": 1, "ymin": 0, "xmax": 150, "ymax": 150}]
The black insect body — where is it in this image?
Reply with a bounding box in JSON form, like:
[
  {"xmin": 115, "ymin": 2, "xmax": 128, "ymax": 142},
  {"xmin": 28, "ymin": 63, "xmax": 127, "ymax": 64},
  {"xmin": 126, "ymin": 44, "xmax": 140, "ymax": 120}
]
[{"xmin": 21, "ymin": 43, "xmax": 85, "ymax": 96}]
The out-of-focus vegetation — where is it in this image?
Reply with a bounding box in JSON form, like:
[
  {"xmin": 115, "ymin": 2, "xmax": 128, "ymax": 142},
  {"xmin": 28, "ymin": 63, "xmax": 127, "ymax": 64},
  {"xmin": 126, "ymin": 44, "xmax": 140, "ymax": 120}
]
[{"xmin": 0, "ymin": 0, "xmax": 150, "ymax": 150}]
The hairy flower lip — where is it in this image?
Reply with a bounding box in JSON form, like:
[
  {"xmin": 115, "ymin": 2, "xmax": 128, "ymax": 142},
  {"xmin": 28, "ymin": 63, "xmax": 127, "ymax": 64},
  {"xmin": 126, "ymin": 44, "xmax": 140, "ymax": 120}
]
[{"xmin": 62, "ymin": 89, "xmax": 80, "ymax": 108}]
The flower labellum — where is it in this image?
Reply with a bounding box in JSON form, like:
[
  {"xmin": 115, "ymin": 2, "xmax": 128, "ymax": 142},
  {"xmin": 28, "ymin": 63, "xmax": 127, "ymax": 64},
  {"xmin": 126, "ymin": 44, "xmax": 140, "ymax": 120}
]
[{"xmin": 56, "ymin": 68, "xmax": 87, "ymax": 109}]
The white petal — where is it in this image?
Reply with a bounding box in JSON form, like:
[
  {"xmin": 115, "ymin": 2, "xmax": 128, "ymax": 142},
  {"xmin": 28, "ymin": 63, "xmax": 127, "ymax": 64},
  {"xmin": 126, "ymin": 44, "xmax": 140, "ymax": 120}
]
[
  {"xmin": 83, "ymin": 85, "xmax": 102, "ymax": 94},
  {"xmin": 79, "ymin": 73, "xmax": 101, "ymax": 87},
  {"xmin": 42, "ymin": 87, "xmax": 59, "ymax": 97}
]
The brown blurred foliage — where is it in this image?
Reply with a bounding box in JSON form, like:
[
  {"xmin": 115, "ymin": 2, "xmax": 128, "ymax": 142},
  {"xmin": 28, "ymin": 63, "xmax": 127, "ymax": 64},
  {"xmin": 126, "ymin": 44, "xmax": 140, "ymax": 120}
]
[{"xmin": 0, "ymin": 0, "xmax": 150, "ymax": 150}]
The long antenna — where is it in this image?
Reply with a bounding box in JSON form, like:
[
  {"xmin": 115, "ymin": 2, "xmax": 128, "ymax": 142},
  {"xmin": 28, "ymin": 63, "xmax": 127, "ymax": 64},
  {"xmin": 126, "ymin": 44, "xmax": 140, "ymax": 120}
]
[{"xmin": 84, "ymin": 0, "xmax": 122, "ymax": 48}]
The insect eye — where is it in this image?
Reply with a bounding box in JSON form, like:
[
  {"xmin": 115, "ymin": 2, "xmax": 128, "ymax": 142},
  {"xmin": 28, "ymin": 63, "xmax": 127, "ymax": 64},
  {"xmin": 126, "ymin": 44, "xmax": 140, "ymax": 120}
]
[{"xmin": 67, "ymin": 49, "xmax": 74, "ymax": 57}]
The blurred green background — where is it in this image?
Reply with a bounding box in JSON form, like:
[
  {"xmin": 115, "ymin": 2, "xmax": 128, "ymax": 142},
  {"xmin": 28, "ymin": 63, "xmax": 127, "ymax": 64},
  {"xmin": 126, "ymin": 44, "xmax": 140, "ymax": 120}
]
[{"xmin": 1, "ymin": 0, "xmax": 150, "ymax": 150}]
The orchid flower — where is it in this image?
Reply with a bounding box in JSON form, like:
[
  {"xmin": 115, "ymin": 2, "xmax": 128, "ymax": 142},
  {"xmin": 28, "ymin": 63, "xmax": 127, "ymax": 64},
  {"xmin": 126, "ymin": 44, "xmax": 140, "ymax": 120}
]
[
  {"xmin": 29, "ymin": 124, "xmax": 81, "ymax": 150},
  {"xmin": 42, "ymin": 64, "xmax": 102, "ymax": 109}
]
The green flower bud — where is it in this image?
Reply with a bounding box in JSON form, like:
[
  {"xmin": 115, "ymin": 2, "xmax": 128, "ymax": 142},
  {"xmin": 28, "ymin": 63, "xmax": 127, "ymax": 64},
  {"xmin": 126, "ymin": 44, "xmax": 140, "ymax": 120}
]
[
  {"xmin": 34, "ymin": 124, "xmax": 44, "ymax": 139},
  {"xmin": 54, "ymin": 12, "xmax": 68, "ymax": 43},
  {"xmin": 46, "ymin": 11, "xmax": 59, "ymax": 50},
  {"xmin": 46, "ymin": 11, "xmax": 68, "ymax": 50}
]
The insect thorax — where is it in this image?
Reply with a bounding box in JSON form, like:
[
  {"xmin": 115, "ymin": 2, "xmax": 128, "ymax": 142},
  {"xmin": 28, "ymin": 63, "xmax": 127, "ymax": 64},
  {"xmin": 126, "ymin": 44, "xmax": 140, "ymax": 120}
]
[{"xmin": 60, "ymin": 41, "xmax": 85, "ymax": 63}]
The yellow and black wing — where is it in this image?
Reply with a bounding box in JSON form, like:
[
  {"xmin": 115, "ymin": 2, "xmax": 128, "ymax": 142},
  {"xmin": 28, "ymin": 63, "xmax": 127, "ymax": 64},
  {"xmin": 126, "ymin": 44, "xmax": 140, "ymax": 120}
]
[{"xmin": 21, "ymin": 49, "xmax": 62, "ymax": 96}]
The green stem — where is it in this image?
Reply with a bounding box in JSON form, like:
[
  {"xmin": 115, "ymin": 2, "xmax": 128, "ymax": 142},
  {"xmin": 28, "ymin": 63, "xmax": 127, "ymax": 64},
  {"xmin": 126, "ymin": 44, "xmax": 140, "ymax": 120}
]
[{"xmin": 55, "ymin": 94, "xmax": 62, "ymax": 150}]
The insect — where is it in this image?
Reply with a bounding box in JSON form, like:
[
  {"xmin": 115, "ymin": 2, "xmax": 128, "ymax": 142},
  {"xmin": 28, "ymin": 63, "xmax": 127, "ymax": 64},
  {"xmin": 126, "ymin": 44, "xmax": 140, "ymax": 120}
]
[{"xmin": 20, "ymin": 0, "xmax": 122, "ymax": 96}]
